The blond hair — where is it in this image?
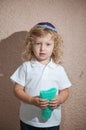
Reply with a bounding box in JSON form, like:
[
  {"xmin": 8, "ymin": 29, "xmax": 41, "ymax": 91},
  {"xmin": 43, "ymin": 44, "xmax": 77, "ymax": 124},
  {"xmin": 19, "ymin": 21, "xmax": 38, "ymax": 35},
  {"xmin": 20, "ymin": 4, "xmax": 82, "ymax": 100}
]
[{"xmin": 22, "ymin": 26, "xmax": 63, "ymax": 64}]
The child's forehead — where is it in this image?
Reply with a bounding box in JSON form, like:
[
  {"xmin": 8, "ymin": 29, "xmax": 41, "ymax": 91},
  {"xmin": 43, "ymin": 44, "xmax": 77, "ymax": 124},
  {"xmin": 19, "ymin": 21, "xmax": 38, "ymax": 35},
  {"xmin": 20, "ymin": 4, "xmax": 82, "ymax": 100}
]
[{"xmin": 34, "ymin": 34, "xmax": 54, "ymax": 43}]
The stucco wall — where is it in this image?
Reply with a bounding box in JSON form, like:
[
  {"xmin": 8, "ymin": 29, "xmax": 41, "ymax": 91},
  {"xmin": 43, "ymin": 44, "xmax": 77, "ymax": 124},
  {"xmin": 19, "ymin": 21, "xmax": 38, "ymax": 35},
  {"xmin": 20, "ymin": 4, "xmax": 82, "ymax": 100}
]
[{"xmin": 0, "ymin": 0, "xmax": 86, "ymax": 130}]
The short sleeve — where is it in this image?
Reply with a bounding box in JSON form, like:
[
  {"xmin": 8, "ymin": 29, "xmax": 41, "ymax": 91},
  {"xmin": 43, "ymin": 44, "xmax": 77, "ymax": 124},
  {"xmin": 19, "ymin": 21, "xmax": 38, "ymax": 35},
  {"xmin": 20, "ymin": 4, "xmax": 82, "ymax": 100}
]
[
  {"xmin": 10, "ymin": 63, "xmax": 26, "ymax": 87},
  {"xmin": 58, "ymin": 66, "xmax": 72, "ymax": 90}
]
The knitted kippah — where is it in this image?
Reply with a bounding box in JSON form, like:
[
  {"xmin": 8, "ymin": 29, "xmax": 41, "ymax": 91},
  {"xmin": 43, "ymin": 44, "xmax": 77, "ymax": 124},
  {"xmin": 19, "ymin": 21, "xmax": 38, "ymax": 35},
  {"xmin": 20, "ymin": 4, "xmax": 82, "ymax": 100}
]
[{"xmin": 36, "ymin": 22, "xmax": 57, "ymax": 32}]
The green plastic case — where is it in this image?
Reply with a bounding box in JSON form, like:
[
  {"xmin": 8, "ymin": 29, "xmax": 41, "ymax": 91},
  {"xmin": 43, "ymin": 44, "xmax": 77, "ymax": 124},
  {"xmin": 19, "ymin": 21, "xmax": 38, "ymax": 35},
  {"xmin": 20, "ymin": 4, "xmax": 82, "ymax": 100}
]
[{"xmin": 40, "ymin": 88, "xmax": 57, "ymax": 120}]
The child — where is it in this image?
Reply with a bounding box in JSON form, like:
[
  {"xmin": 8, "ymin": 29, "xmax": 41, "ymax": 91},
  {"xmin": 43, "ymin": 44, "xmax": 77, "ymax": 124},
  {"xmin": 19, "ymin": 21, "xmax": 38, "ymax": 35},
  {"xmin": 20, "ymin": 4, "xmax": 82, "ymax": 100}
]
[{"xmin": 10, "ymin": 22, "xmax": 72, "ymax": 130}]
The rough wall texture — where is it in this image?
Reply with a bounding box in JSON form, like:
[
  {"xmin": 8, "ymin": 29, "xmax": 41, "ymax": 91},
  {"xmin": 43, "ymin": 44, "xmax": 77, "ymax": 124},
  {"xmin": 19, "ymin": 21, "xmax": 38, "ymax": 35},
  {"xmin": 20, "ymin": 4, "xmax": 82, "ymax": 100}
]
[{"xmin": 0, "ymin": 0, "xmax": 86, "ymax": 130}]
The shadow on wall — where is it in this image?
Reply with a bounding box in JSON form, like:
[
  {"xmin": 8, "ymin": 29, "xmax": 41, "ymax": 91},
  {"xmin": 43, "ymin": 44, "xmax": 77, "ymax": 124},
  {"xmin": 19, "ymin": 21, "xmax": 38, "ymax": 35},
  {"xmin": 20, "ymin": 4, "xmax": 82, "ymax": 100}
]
[{"xmin": 0, "ymin": 31, "xmax": 27, "ymax": 130}]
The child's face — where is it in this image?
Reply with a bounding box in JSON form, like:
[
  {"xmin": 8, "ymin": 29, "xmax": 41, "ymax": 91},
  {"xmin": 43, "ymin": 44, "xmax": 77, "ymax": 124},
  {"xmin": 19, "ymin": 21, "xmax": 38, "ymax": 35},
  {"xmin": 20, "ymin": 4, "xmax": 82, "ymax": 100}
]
[{"xmin": 32, "ymin": 33, "xmax": 54, "ymax": 64}]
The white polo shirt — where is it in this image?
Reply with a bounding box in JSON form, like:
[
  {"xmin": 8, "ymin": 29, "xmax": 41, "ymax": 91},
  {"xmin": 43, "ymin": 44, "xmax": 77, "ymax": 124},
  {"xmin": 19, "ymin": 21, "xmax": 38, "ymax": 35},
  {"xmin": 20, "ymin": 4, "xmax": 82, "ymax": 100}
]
[{"xmin": 10, "ymin": 60, "xmax": 72, "ymax": 127}]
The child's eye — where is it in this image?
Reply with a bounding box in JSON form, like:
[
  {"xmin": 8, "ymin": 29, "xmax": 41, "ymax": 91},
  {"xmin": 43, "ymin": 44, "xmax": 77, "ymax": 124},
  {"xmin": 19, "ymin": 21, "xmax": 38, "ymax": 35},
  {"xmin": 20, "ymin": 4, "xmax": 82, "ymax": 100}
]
[
  {"xmin": 35, "ymin": 43, "xmax": 41, "ymax": 45},
  {"xmin": 46, "ymin": 43, "xmax": 51, "ymax": 46}
]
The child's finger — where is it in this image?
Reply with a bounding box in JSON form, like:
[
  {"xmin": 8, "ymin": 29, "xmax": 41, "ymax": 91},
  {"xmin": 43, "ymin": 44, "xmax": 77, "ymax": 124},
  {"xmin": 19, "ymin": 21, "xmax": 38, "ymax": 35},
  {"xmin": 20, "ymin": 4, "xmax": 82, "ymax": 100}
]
[{"xmin": 39, "ymin": 99, "xmax": 49, "ymax": 109}]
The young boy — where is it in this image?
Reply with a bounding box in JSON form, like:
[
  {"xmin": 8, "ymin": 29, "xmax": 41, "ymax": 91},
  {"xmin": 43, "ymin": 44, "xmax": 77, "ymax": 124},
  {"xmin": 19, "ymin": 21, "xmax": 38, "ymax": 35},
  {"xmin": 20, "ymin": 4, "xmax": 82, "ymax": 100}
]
[{"xmin": 10, "ymin": 22, "xmax": 72, "ymax": 130}]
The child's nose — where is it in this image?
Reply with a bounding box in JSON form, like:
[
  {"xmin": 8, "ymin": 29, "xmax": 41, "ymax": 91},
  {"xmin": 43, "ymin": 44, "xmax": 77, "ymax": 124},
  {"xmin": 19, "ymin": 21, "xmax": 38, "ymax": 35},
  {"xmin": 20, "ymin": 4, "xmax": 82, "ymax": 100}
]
[{"xmin": 40, "ymin": 44, "xmax": 45, "ymax": 51}]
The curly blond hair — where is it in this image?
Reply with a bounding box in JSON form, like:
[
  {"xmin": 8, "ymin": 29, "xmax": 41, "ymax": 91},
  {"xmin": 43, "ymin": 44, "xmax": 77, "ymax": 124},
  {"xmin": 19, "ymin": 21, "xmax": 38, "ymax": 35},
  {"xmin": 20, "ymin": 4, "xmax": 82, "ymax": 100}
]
[{"xmin": 22, "ymin": 26, "xmax": 63, "ymax": 64}]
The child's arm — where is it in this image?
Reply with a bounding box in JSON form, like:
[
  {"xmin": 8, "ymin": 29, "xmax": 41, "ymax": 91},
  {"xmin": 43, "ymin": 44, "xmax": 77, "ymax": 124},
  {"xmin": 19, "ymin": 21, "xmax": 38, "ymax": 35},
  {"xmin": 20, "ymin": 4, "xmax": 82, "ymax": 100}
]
[
  {"xmin": 13, "ymin": 83, "xmax": 48, "ymax": 109},
  {"xmin": 49, "ymin": 88, "xmax": 69, "ymax": 109}
]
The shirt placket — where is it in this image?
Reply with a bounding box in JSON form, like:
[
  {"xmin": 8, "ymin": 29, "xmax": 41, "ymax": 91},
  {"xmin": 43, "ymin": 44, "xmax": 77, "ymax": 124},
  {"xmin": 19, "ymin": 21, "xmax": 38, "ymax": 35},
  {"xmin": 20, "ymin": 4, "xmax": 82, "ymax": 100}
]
[{"xmin": 37, "ymin": 66, "xmax": 48, "ymax": 90}]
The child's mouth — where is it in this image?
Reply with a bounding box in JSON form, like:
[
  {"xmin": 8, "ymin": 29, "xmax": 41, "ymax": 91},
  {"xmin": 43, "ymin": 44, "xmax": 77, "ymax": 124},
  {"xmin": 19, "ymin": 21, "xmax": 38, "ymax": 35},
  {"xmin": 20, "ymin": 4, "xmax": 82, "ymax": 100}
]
[{"xmin": 39, "ymin": 53, "xmax": 46, "ymax": 56}]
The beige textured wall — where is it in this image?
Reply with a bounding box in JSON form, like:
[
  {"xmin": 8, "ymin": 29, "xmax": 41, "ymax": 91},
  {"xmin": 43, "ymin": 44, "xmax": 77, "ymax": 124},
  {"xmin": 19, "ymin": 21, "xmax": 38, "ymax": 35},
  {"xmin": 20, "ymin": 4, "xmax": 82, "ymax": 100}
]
[{"xmin": 0, "ymin": 0, "xmax": 86, "ymax": 130}]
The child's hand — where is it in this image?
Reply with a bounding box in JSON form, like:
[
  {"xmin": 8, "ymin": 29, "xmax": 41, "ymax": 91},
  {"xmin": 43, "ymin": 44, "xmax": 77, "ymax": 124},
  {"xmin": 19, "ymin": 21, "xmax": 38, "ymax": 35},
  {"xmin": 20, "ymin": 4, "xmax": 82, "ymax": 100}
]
[
  {"xmin": 31, "ymin": 96, "xmax": 49, "ymax": 109},
  {"xmin": 49, "ymin": 96, "xmax": 61, "ymax": 109},
  {"xmin": 49, "ymin": 88, "xmax": 69, "ymax": 109}
]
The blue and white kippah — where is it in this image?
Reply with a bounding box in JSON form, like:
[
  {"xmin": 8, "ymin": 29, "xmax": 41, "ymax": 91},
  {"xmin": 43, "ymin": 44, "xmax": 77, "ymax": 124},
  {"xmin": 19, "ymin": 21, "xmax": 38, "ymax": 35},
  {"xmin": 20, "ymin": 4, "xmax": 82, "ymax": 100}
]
[{"xmin": 35, "ymin": 22, "xmax": 57, "ymax": 32}]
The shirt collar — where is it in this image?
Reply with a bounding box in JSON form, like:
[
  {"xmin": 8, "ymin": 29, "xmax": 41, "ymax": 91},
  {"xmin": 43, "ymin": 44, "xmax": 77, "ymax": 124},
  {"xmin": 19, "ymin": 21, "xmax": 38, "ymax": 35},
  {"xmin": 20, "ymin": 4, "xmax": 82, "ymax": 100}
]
[{"xmin": 31, "ymin": 59, "xmax": 58, "ymax": 69}]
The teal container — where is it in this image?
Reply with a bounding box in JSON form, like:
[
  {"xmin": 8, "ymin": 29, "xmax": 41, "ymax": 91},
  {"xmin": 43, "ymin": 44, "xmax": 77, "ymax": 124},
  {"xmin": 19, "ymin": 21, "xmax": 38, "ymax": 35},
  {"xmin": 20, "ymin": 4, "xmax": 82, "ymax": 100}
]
[{"xmin": 40, "ymin": 88, "xmax": 57, "ymax": 120}]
